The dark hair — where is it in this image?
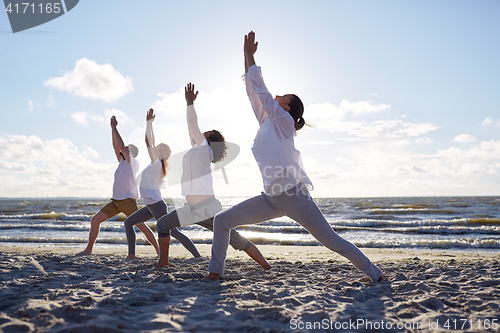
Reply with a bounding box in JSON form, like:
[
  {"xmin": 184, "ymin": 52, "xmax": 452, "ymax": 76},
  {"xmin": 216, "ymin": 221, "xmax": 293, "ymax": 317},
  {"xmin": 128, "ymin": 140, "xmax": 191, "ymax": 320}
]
[
  {"xmin": 160, "ymin": 159, "xmax": 167, "ymax": 178},
  {"xmin": 288, "ymin": 94, "xmax": 305, "ymax": 130},
  {"xmin": 206, "ymin": 130, "xmax": 227, "ymax": 163}
]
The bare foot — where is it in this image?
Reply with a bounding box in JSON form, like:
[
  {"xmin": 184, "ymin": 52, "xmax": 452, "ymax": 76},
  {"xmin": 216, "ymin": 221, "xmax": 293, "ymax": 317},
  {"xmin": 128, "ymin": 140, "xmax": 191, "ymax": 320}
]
[
  {"xmin": 155, "ymin": 261, "xmax": 176, "ymax": 268},
  {"xmin": 126, "ymin": 255, "xmax": 138, "ymax": 260},
  {"xmin": 75, "ymin": 250, "xmax": 91, "ymax": 256},
  {"xmin": 262, "ymin": 263, "xmax": 272, "ymax": 270},
  {"xmin": 203, "ymin": 272, "xmax": 220, "ymax": 281},
  {"xmin": 378, "ymin": 274, "xmax": 388, "ymax": 282}
]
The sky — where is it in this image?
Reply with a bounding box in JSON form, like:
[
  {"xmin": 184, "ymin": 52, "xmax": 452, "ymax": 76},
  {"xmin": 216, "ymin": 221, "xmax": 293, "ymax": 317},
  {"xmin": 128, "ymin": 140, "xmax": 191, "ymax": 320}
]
[{"xmin": 1, "ymin": 0, "xmax": 499, "ymax": 198}]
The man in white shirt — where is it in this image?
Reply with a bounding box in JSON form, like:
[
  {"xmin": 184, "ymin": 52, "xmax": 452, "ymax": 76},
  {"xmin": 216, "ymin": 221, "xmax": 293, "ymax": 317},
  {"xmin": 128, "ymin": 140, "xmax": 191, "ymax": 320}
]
[{"xmin": 76, "ymin": 116, "xmax": 159, "ymax": 256}]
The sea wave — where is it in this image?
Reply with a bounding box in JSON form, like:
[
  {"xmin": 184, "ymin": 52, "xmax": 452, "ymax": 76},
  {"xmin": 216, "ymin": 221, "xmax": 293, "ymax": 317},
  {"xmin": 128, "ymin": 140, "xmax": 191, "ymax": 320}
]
[
  {"xmin": 2, "ymin": 235, "xmax": 498, "ymax": 250},
  {"xmin": 1, "ymin": 196, "xmax": 499, "ymax": 251}
]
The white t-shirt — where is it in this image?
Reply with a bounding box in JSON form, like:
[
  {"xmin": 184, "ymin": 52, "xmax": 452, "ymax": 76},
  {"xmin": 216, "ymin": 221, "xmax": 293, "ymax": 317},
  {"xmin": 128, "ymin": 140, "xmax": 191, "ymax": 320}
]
[
  {"xmin": 112, "ymin": 153, "xmax": 139, "ymax": 200},
  {"xmin": 139, "ymin": 158, "xmax": 164, "ymax": 205},
  {"xmin": 245, "ymin": 65, "xmax": 313, "ymax": 195},
  {"xmin": 181, "ymin": 137, "xmax": 215, "ymax": 196}
]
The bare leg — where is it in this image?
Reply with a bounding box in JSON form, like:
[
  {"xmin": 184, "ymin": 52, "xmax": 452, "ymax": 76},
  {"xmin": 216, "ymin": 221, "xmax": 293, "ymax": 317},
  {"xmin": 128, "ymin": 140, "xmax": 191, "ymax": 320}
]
[
  {"xmin": 76, "ymin": 211, "xmax": 110, "ymax": 255},
  {"xmin": 156, "ymin": 236, "xmax": 174, "ymax": 267},
  {"xmin": 135, "ymin": 222, "xmax": 159, "ymax": 255},
  {"xmin": 245, "ymin": 244, "xmax": 271, "ymax": 270}
]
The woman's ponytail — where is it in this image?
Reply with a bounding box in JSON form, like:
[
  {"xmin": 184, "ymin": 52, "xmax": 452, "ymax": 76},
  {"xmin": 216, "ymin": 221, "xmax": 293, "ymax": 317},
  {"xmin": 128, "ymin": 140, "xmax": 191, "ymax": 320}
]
[
  {"xmin": 295, "ymin": 116, "xmax": 306, "ymax": 130},
  {"xmin": 157, "ymin": 143, "xmax": 171, "ymax": 179},
  {"xmin": 288, "ymin": 94, "xmax": 306, "ymax": 131},
  {"xmin": 160, "ymin": 159, "xmax": 167, "ymax": 178}
]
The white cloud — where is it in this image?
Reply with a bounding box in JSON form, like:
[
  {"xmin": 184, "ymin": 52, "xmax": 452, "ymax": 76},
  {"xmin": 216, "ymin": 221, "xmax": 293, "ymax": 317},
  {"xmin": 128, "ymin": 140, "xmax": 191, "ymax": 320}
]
[
  {"xmin": 303, "ymin": 139, "xmax": 500, "ymax": 197},
  {"xmin": 28, "ymin": 100, "xmax": 34, "ymax": 112},
  {"xmin": 481, "ymin": 117, "xmax": 500, "ymax": 127},
  {"xmin": 453, "ymin": 134, "xmax": 477, "ymax": 143},
  {"xmin": 306, "ymin": 100, "xmax": 390, "ymax": 122},
  {"xmin": 72, "ymin": 111, "xmax": 91, "ymax": 125},
  {"xmin": 152, "ymin": 89, "xmax": 185, "ymax": 119},
  {"xmin": 0, "ymin": 134, "xmax": 115, "ymax": 197},
  {"xmin": 71, "ymin": 111, "xmax": 104, "ymax": 126},
  {"xmin": 311, "ymin": 117, "xmax": 438, "ymax": 141},
  {"xmin": 104, "ymin": 108, "xmax": 131, "ymax": 125},
  {"xmin": 481, "ymin": 117, "xmax": 494, "ymax": 126},
  {"xmin": 0, "ymin": 161, "xmax": 37, "ymax": 173},
  {"xmin": 44, "ymin": 58, "xmax": 133, "ymax": 103},
  {"xmin": 71, "ymin": 109, "xmax": 131, "ymax": 127},
  {"xmin": 82, "ymin": 147, "xmax": 100, "ymax": 159},
  {"xmin": 414, "ymin": 136, "xmax": 433, "ymax": 145},
  {"xmin": 298, "ymin": 141, "xmax": 336, "ymax": 147},
  {"xmin": 349, "ymin": 119, "xmax": 438, "ymax": 139},
  {"xmin": 305, "ymin": 100, "xmax": 438, "ymax": 144},
  {"xmin": 344, "ymin": 100, "xmax": 391, "ymax": 116},
  {"xmin": 46, "ymin": 94, "xmax": 55, "ymax": 106},
  {"xmin": 438, "ymin": 140, "xmax": 500, "ymax": 161}
]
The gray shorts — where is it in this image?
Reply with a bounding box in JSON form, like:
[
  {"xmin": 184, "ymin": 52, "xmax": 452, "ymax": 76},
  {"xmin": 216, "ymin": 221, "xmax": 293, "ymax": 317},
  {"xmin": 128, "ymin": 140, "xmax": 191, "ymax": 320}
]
[{"xmin": 176, "ymin": 196, "xmax": 222, "ymax": 227}]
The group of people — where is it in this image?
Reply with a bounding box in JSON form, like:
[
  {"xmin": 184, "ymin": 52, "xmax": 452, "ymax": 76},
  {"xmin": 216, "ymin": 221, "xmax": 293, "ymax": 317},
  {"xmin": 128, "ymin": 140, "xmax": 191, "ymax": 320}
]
[{"xmin": 76, "ymin": 31, "xmax": 386, "ymax": 282}]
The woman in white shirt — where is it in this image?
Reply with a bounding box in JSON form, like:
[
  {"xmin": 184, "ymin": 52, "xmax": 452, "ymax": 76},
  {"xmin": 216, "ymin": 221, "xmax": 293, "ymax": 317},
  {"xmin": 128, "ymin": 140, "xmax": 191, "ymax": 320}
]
[
  {"xmin": 154, "ymin": 83, "xmax": 271, "ymax": 270},
  {"xmin": 205, "ymin": 31, "xmax": 386, "ymax": 282},
  {"xmin": 123, "ymin": 109, "xmax": 200, "ymax": 260},
  {"xmin": 76, "ymin": 116, "xmax": 158, "ymax": 256}
]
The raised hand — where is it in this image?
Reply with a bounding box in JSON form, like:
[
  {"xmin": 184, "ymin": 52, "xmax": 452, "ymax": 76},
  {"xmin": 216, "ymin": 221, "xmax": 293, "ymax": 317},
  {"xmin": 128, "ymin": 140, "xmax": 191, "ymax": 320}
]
[
  {"xmin": 244, "ymin": 31, "xmax": 258, "ymax": 57},
  {"xmin": 110, "ymin": 115, "xmax": 118, "ymax": 127},
  {"xmin": 146, "ymin": 108, "xmax": 155, "ymax": 122},
  {"xmin": 185, "ymin": 82, "xmax": 199, "ymax": 106}
]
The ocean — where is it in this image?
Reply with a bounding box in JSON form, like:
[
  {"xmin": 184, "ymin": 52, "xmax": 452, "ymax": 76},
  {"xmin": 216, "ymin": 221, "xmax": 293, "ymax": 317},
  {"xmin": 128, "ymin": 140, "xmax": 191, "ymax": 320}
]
[{"xmin": 0, "ymin": 196, "xmax": 499, "ymax": 253}]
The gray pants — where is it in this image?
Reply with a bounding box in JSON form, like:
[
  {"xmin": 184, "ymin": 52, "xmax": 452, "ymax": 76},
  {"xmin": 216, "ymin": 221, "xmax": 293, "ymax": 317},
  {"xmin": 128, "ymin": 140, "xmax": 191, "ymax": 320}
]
[
  {"xmin": 124, "ymin": 200, "xmax": 200, "ymax": 257},
  {"xmin": 207, "ymin": 184, "xmax": 383, "ymax": 281},
  {"xmin": 156, "ymin": 196, "xmax": 252, "ymax": 252}
]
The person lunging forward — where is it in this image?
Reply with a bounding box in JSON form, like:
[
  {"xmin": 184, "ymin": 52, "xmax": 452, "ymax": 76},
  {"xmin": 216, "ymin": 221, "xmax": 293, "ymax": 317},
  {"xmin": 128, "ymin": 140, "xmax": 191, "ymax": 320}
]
[
  {"xmin": 155, "ymin": 83, "xmax": 271, "ymax": 270},
  {"xmin": 76, "ymin": 116, "xmax": 158, "ymax": 256},
  {"xmin": 205, "ymin": 31, "xmax": 386, "ymax": 282},
  {"xmin": 123, "ymin": 109, "xmax": 200, "ymax": 260}
]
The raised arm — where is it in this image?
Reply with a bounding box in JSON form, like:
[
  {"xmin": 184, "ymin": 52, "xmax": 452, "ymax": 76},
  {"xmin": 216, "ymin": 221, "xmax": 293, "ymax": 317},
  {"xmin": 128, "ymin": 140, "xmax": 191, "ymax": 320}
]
[
  {"xmin": 145, "ymin": 109, "xmax": 159, "ymax": 163},
  {"xmin": 244, "ymin": 31, "xmax": 257, "ymax": 70},
  {"xmin": 111, "ymin": 116, "xmax": 130, "ymax": 162},
  {"xmin": 244, "ymin": 31, "xmax": 289, "ymax": 122},
  {"xmin": 185, "ymin": 83, "xmax": 205, "ymax": 147},
  {"xmin": 244, "ymin": 31, "xmax": 268, "ymax": 125}
]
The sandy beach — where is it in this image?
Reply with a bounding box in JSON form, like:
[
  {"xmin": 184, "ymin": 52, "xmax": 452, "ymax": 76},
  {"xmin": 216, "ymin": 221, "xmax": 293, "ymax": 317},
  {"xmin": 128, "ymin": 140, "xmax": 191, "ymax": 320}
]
[{"xmin": 1, "ymin": 245, "xmax": 499, "ymax": 332}]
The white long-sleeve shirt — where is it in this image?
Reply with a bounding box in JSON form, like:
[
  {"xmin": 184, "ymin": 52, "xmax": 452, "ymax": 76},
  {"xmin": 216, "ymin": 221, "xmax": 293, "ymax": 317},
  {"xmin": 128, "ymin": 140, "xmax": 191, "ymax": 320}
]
[{"xmin": 245, "ymin": 65, "xmax": 313, "ymax": 195}]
